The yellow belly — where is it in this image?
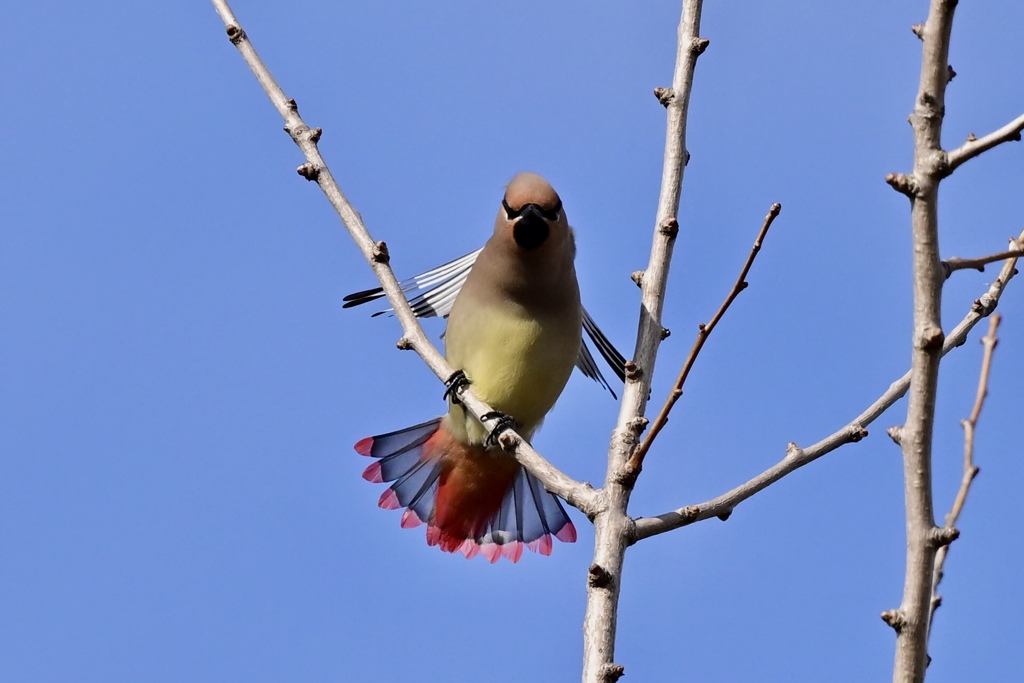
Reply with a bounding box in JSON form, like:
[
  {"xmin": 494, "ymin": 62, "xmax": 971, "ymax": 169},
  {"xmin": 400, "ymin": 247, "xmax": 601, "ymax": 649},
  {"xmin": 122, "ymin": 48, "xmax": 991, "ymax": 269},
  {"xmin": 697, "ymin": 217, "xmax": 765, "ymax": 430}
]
[{"xmin": 444, "ymin": 303, "xmax": 580, "ymax": 445}]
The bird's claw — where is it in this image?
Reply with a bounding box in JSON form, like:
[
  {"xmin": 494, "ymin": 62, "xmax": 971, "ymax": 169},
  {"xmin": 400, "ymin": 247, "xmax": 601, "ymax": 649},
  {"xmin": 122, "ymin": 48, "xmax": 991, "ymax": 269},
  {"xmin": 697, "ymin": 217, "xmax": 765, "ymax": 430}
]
[
  {"xmin": 443, "ymin": 370, "xmax": 470, "ymax": 405},
  {"xmin": 482, "ymin": 411, "xmax": 517, "ymax": 448}
]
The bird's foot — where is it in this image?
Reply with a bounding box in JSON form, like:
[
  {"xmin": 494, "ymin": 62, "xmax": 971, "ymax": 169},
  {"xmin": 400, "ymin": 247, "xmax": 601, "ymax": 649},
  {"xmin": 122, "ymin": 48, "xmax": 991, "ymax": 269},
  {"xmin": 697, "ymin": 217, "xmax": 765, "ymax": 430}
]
[
  {"xmin": 443, "ymin": 370, "xmax": 470, "ymax": 405},
  {"xmin": 482, "ymin": 411, "xmax": 517, "ymax": 448}
]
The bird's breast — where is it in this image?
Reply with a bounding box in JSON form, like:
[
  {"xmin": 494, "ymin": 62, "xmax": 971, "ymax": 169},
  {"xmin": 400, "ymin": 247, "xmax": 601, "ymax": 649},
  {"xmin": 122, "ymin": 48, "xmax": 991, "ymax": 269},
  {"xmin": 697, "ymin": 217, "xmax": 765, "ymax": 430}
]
[{"xmin": 444, "ymin": 299, "xmax": 581, "ymax": 445}]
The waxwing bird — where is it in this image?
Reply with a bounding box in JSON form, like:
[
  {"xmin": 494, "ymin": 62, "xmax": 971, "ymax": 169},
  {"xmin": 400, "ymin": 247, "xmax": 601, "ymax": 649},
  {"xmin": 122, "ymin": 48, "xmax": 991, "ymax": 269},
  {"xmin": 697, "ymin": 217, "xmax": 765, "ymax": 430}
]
[{"xmin": 352, "ymin": 173, "xmax": 610, "ymax": 562}]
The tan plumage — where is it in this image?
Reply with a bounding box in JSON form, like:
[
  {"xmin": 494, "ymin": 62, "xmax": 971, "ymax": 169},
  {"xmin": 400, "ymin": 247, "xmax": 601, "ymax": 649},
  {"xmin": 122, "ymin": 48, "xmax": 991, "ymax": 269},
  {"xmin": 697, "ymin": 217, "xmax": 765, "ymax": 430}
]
[
  {"xmin": 355, "ymin": 172, "xmax": 582, "ymax": 562},
  {"xmin": 443, "ymin": 172, "xmax": 582, "ymax": 444}
]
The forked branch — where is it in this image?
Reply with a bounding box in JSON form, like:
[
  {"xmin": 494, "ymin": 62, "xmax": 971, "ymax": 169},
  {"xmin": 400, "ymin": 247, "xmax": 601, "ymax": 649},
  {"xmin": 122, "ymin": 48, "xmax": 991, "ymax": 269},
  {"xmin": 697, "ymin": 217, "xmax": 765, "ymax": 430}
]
[
  {"xmin": 928, "ymin": 314, "xmax": 1001, "ymax": 633},
  {"xmin": 625, "ymin": 203, "xmax": 781, "ymax": 476},
  {"xmin": 634, "ymin": 233, "xmax": 1022, "ymax": 541},
  {"xmin": 582, "ymin": 1, "xmax": 707, "ymax": 680}
]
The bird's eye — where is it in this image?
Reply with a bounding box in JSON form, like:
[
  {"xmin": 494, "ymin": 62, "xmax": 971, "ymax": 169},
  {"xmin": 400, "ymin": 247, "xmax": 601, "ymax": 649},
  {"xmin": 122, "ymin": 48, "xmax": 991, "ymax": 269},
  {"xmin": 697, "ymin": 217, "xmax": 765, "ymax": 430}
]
[
  {"xmin": 502, "ymin": 198, "xmax": 524, "ymax": 219},
  {"xmin": 503, "ymin": 198, "xmax": 562, "ymax": 221}
]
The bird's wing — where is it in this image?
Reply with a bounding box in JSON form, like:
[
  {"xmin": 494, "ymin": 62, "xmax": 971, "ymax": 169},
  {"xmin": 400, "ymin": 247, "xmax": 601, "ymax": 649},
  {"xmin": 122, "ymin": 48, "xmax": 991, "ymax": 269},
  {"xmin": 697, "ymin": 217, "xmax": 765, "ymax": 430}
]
[
  {"xmin": 342, "ymin": 248, "xmax": 482, "ymax": 319},
  {"xmin": 343, "ymin": 249, "xmax": 626, "ymax": 397}
]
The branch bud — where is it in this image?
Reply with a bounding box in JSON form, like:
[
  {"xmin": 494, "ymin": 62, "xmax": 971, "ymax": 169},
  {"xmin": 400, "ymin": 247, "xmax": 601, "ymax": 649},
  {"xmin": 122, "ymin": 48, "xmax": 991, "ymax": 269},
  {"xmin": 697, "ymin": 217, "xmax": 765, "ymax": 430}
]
[
  {"xmin": 225, "ymin": 25, "xmax": 246, "ymax": 44},
  {"xmin": 659, "ymin": 217, "xmax": 680, "ymax": 238},
  {"xmin": 887, "ymin": 425, "xmax": 904, "ymax": 445},
  {"xmin": 296, "ymin": 162, "xmax": 319, "ymax": 181},
  {"xmin": 628, "ymin": 416, "xmax": 649, "ymax": 435},
  {"xmin": 371, "ymin": 241, "xmax": 390, "ymax": 263},
  {"xmin": 881, "ymin": 609, "xmax": 904, "ymax": 632},
  {"xmin": 497, "ymin": 431, "xmax": 519, "ymax": 452},
  {"xmin": 916, "ymin": 325, "xmax": 945, "ymax": 351},
  {"xmin": 600, "ymin": 664, "xmax": 625, "ymax": 683},
  {"xmin": 624, "ymin": 361, "xmax": 642, "ymax": 381},
  {"xmin": 653, "ymin": 87, "xmax": 675, "ymax": 107},
  {"xmin": 929, "ymin": 526, "xmax": 960, "ymax": 548},
  {"xmin": 785, "ymin": 442, "xmax": 804, "ymax": 461},
  {"xmin": 848, "ymin": 426, "xmax": 868, "ymax": 442},
  {"xmin": 588, "ymin": 563, "xmax": 614, "ymax": 589},
  {"xmin": 885, "ymin": 172, "xmax": 918, "ymax": 197}
]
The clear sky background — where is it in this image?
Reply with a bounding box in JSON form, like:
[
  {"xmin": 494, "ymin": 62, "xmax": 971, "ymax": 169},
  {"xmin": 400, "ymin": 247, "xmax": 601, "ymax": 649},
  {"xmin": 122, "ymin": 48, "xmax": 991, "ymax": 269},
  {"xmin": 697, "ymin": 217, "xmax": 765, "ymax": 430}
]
[{"xmin": 2, "ymin": 1, "xmax": 1022, "ymax": 681}]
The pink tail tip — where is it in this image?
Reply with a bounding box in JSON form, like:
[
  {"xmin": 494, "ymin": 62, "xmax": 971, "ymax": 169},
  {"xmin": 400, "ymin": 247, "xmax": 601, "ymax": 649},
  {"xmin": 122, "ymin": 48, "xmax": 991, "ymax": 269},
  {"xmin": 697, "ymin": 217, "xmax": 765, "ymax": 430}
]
[
  {"xmin": 354, "ymin": 437, "xmax": 374, "ymax": 456},
  {"xmin": 400, "ymin": 509, "xmax": 424, "ymax": 529},
  {"xmin": 555, "ymin": 521, "xmax": 577, "ymax": 543},
  {"xmin": 527, "ymin": 534, "xmax": 554, "ymax": 556},
  {"xmin": 378, "ymin": 488, "xmax": 401, "ymax": 510},
  {"xmin": 501, "ymin": 542, "xmax": 524, "ymax": 563},
  {"xmin": 479, "ymin": 544, "xmax": 502, "ymax": 564},
  {"xmin": 362, "ymin": 462, "xmax": 384, "ymax": 483}
]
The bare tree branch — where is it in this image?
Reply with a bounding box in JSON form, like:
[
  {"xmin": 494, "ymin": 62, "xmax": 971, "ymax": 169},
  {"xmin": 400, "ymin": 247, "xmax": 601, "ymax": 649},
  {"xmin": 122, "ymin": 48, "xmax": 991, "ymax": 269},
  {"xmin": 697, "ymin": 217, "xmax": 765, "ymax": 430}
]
[
  {"xmin": 625, "ymin": 203, "xmax": 781, "ymax": 475},
  {"xmin": 581, "ymin": 1, "xmax": 707, "ymax": 680},
  {"xmin": 888, "ymin": 2, "xmax": 958, "ymax": 679},
  {"xmin": 633, "ymin": 236, "xmax": 1021, "ymax": 541},
  {"xmin": 209, "ymin": 0, "xmax": 600, "ymax": 516},
  {"xmin": 928, "ymin": 314, "xmax": 1001, "ymax": 634},
  {"xmin": 942, "ymin": 239, "xmax": 1024, "ymax": 277},
  {"xmin": 946, "ymin": 113, "xmax": 1024, "ymax": 173}
]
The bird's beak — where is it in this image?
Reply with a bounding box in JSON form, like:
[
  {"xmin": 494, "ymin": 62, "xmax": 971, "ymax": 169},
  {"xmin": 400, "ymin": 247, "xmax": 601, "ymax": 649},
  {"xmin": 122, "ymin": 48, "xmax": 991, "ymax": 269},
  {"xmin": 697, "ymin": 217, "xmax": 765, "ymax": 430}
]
[{"xmin": 512, "ymin": 204, "xmax": 551, "ymax": 250}]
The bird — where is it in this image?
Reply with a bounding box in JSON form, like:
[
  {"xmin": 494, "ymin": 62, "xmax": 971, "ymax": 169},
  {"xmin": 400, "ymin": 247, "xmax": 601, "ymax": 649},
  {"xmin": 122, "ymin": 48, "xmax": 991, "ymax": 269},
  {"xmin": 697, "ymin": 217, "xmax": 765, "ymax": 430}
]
[{"xmin": 349, "ymin": 172, "xmax": 620, "ymax": 562}]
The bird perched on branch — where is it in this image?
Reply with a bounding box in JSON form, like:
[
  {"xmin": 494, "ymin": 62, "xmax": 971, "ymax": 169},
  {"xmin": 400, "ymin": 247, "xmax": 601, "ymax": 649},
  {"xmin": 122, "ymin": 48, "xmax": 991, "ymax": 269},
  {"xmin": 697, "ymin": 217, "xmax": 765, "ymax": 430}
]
[{"xmin": 347, "ymin": 172, "xmax": 623, "ymax": 562}]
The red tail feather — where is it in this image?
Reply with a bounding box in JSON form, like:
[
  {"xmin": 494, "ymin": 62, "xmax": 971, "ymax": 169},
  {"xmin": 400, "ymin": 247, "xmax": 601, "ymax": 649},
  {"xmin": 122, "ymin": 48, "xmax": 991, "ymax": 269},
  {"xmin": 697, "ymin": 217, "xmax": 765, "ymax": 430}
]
[
  {"xmin": 355, "ymin": 419, "xmax": 576, "ymax": 561},
  {"xmin": 427, "ymin": 428, "xmax": 520, "ymax": 552}
]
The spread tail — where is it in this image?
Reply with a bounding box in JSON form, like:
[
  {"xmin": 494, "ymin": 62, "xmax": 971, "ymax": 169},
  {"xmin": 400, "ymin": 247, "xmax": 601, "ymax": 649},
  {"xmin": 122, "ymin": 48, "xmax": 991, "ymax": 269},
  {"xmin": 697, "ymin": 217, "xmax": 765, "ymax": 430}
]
[{"xmin": 355, "ymin": 419, "xmax": 576, "ymax": 562}]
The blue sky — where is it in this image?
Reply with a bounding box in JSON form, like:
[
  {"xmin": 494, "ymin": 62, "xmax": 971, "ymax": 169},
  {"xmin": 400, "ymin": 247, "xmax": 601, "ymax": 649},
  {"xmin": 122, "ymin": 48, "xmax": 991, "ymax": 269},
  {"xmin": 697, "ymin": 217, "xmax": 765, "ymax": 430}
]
[{"xmin": 2, "ymin": 1, "xmax": 1023, "ymax": 681}]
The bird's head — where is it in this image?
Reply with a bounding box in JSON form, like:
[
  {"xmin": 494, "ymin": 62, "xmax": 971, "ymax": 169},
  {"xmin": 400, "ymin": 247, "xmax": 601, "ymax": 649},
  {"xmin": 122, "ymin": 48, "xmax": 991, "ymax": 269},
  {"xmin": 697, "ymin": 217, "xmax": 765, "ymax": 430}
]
[{"xmin": 496, "ymin": 172, "xmax": 571, "ymax": 255}]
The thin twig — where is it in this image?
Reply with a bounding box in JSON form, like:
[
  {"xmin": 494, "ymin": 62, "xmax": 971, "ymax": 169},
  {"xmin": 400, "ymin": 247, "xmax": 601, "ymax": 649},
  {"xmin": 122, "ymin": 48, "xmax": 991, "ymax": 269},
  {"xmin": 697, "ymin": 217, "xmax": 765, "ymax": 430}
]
[
  {"xmin": 942, "ymin": 241, "xmax": 1024, "ymax": 277},
  {"xmin": 625, "ymin": 203, "xmax": 782, "ymax": 475},
  {"xmin": 633, "ymin": 232, "xmax": 1022, "ymax": 540},
  {"xmin": 928, "ymin": 313, "xmax": 1000, "ymax": 633},
  {"xmin": 581, "ymin": 2, "xmax": 707, "ymax": 681},
  {"xmin": 209, "ymin": 0, "xmax": 599, "ymax": 515},
  {"xmin": 946, "ymin": 113, "xmax": 1024, "ymax": 173}
]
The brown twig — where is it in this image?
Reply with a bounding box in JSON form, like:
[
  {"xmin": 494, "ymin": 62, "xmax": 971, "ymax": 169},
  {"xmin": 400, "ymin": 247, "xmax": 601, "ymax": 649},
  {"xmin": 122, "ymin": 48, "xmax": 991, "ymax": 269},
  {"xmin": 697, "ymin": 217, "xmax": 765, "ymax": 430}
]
[
  {"xmin": 943, "ymin": 241, "xmax": 1024, "ymax": 277},
  {"xmin": 946, "ymin": 113, "xmax": 1024, "ymax": 174},
  {"xmin": 633, "ymin": 230, "xmax": 1022, "ymax": 541},
  {"xmin": 624, "ymin": 203, "xmax": 782, "ymax": 476},
  {"xmin": 928, "ymin": 313, "xmax": 1001, "ymax": 633}
]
